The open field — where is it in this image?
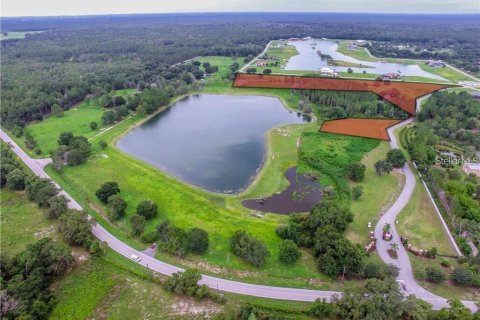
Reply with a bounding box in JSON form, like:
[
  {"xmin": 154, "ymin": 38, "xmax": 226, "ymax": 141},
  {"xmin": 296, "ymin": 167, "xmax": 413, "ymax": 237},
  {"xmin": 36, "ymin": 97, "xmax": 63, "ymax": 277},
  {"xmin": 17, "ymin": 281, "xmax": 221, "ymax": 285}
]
[
  {"xmin": 320, "ymin": 118, "xmax": 402, "ymax": 140},
  {"xmin": 0, "ymin": 31, "xmax": 43, "ymax": 40},
  {"xmin": 0, "ymin": 189, "xmax": 59, "ymax": 255},
  {"xmin": 8, "ymin": 89, "xmax": 135, "ymax": 158},
  {"xmin": 346, "ymin": 142, "xmax": 405, "ymax": 244}
]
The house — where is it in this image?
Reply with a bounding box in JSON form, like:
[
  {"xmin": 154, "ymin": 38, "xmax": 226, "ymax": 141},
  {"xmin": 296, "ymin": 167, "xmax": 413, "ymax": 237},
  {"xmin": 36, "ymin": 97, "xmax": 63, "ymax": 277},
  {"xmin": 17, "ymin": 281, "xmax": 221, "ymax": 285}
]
[
  {"xmin": 382, "ymin": 73, "xmax": 401, "ymax": 80},
  {"xmin": 426, "ymin": 60, "xmax": 445, "ymax": 67},
  {"xmin": 320, "ymin": 67, "xmax": 338, "ymax": 77},
  {"xmin": 255, "ymin": 59, "xmax": 268, "ymax": 67},
  {"xmin": 463, "ymin": 163, "xmax": 480, "ymax": 177}
]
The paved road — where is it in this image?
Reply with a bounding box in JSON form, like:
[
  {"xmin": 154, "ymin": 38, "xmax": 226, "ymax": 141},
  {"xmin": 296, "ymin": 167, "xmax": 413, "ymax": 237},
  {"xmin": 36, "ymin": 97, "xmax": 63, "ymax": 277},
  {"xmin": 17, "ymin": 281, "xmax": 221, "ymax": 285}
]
[
  {"xmin": 1, "ymin": 127, "xmax": 477, "ymax": 311},
  {"xmin": 239, "ymin": 41, "xmax": 272, "ymax": 72}
]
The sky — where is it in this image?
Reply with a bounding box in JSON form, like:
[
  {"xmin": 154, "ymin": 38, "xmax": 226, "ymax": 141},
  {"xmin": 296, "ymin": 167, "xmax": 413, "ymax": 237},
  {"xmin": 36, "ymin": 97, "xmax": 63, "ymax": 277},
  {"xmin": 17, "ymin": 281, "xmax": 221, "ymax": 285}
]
[{"xmin": 1, "ymin": 0, "xmax": 479, "ymax": 17}]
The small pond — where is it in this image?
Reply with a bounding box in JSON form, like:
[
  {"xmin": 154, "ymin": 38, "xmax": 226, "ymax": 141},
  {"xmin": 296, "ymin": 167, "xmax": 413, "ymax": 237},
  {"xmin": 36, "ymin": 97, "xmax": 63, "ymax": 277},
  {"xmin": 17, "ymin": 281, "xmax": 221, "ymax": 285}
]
[
  {"xmin": 285, "ymin": 40, "xmax": 446, "ymax": 81},
  {"xmin": 117, "ymin": 94, "xmax": 310, "ymax": 194},
  {"xmin": 242, "ymin": 167, "xmax": 322, "ymax": 214}
]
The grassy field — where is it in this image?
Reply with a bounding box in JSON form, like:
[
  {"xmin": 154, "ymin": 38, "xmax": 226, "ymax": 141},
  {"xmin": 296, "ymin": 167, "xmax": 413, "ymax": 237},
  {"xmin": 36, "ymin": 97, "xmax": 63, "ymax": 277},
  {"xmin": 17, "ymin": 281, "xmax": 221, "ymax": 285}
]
[
  {"xmin": 9, "ymin": 89, "xmax": 135, "ymax": 158},
  {"xmin": 0, "ymin": 31, "xmax": 43, "ymax": 41},
  {"xmin": 0, "ymin": 189, "xmax": 59, "ymax": 255},
  {"xmin": 346, "ymin": 142, "xmax": 405, "ymax": 245}
]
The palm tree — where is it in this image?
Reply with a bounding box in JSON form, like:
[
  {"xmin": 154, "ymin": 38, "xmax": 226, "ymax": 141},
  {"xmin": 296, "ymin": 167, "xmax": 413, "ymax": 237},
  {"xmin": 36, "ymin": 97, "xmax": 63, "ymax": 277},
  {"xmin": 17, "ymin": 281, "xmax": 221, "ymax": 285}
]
[
  {"xmin": 383, "ymin": 223, "xmax": 392, "ymax": 233},
  {"xmin": 390, "ymin": 242, "xmax": 399, "ymax": 251}
]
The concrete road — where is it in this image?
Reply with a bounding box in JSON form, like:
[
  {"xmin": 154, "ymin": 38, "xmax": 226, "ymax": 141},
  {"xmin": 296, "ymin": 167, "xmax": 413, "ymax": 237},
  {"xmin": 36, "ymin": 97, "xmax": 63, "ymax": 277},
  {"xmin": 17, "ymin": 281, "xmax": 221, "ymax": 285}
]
[{"xmin": 1, "ymin": 127, "xmax": 477, "ymax": 310}]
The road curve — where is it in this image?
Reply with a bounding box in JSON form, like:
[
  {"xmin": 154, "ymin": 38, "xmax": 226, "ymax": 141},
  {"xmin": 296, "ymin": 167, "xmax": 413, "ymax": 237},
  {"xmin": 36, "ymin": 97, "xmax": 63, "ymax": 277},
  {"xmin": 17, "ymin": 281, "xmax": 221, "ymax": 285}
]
[{"xmin": 1, "ymin": 126, "xmax": 477, "ymax": 310}]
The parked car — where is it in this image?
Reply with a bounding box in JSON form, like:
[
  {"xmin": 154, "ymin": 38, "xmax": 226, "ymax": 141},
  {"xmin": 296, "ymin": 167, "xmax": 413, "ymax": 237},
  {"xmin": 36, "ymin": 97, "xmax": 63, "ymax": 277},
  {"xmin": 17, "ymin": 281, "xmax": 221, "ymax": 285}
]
[{"xmin": 130, "ymin": 254, "xmax": 141, "ymax": 262}]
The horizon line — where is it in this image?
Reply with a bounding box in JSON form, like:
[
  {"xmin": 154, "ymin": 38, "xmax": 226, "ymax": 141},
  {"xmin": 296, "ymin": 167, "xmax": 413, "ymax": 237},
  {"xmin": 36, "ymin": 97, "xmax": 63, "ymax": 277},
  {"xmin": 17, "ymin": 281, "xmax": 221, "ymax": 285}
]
[{"xmin": 2, "ymin": 10, "xmax": 479, "ymax": 19}]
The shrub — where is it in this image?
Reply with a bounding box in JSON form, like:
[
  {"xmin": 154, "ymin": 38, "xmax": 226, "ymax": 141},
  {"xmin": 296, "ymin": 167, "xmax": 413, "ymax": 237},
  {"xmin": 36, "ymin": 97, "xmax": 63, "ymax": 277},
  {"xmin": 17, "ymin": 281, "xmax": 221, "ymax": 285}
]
[
  {"xmin": 141, "ymin": 230, "xmax": 159, "ymax": 243},
  {"xmin": 425, "ymin": 267, "xmax": 446, "ymax": 283},
  {"xmin": 440, "ymin": 259, "xmax": 451, "ymax": 268},
  {"xmin": 108, "ymin": 195, "xmax": 127, "ymax": 220},
  {"xmin": 386, "ymin": 149, "xmax": 406, "ymax": 168},
  {"xmin": 47, "ymin": 195, "xmax": 68, "ymax": 219},
  {"xmin": 130, "ymin": 214, "xmax": 146, "ymax": 236},
  {"xmin": 186, "ymin": 228, "xmax": 209, "ymax": 254},
  {"xmin": 95, "ymin": 181, "xmax": 120, "ymax": 203},
  {"xmin": 99, "ymin": 140, "xmax": 108, "ymax": 149},
  {"xmin": 6, "ymin": 169, "xmax": 26, "ymax": 190},
  {"xmin": 424, "ymin": 247, "xmax": 437, "ymax": 259},
  {"xmin": 164, "ymin": 269, "xmax": 208, "ymax": 301},
  {"xmin": 90, "ymin": 121, "xmax": 98, "ymax": 130},
  {"xmin": 230, "ymin": 230, "xmax": 270, "ymax": 267},
  {"xmin": 346, "ymin": 162, "xmax": 366, "ymax": 181},
  {"xmin": 136, "ymin": 200, "xmax": 158, "ymax": 219},
  {"xmin": 451, "ymin": 267, "xmax": 475, "ymax": 286},
  {"xmin": 309, "ymin": 298, "xmax": 335, "ymax": 318},
  {"xmin": 456, "ymin": 236, "xmax": 473, "ymax": 256},
  {"xmin": 352, "ymin": 185, "xmax": 363, "ymax": 200},
  {"xmin": 157, "ymin": 220, "xmax": 188, "ymax": 257},
  {"xmin": 58, "ymin": 210, "xmax": 92, "ymax": 246},
  {"xmin": 278, "ymin": 240, "xmax": 301, "ymax": 264}
]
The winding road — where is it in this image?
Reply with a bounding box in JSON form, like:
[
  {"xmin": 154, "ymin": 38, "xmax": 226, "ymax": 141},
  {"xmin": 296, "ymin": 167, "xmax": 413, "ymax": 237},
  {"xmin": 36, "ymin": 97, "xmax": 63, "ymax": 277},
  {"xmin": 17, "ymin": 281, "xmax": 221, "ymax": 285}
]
[{"xmin": 1, "ymin": 120, "xmax": 477, "ymax": 311}]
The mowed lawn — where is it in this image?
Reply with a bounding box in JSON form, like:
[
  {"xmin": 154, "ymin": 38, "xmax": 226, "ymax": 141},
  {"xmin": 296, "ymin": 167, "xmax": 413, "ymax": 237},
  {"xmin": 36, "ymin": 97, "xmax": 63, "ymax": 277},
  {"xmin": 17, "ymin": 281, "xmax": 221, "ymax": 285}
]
[
  {"xmin": 0, "ymin": 189, "xmax": 59, "ymax": 255},
  {"xmin": 11, "ymin": 89, "xmax": 135, "ymax": 157},
  {"xmin": 346, "ymin": 142, "xmax": 405, "ymax": 245},
  {"xmin": 396, "ymin": 167, "xmax": 456, "ymax": 256}
]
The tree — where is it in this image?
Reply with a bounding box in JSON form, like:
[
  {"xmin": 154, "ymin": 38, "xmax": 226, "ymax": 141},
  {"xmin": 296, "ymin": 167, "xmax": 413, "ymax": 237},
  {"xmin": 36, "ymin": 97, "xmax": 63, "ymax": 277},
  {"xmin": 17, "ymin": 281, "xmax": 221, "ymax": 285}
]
[
  {"xmin": 90, "ymin": 121, "xmax": 98, "ymax": 130},
  {"xmin": 108, "ymin": 195, "xmax": 127, "ymax": 220},
  {"xmin": 113, "ymin": 95, "xmax": 126, "ymax": 106},
  {"xmin": 6, "ymin": 169, "xmax": 26, "ymax": 190},
  {"xmin": 136, "ymin": 104, "xmax": 147, "ymax": 117},
  {"xmin": 230, "ymin": 230, "xmax": 270, "ymax": 267},
  {"xmin": 102, "ymin": 110, "xmax": 116, "ymax": 125},
  {"xmin": 192, "ymin": 61, "xmax": 201, "ymax": 67},
  {"xmin": 136, "ymin": 200, "xmax": 158, "ymax": 219},
  {"xmin": 334, "ymin": 279, "xmax": 432, "ymax": 320},
  {"xmin": 202, "ymin": 62, "xmax": 210, "ymax": 68},
  {"xmin": 278, "ymin": 239, "xmax": 301, "ymax": 264},
  {"xmin": 26, "ymin": 177, "xmax": 58, "ymax": 207},
  {"xmin": 51, "ymin": 104, "xmax": 64, "ymax": 117},
  {"xmin": 386, "ymin": 149, "xmax": 407, "ymax": 168},
  {"xmin": 192, "ymin": 69, "xmax": 204, "ymax": 79},
  {"xmin": 58, "ymin": 131, "xmax": 74, "ymax": 146},
  {"xmin": 347, "ymin": 67, "xmax": 353, "ymax": 73},
  {"xmin": 246, "ymin": 67, "xmax": 257, "ymax": 73},
  {"xmin": 307, "ymin": 200, "xmax": 353, "ymax": 233},
  {"xmin": 165, "ymin": 269, "xmax": 208, "ymax": 300},
  {"xmin": 263, "ymin": 68, "xmax": 272, "ymax": 74},
  {"xmin": 425, "ymin": 267, "xmax": 446, "ymax": 283},
  {"xmin": 99, "ymin": 140, "xmax": 107, "ymax": 149},
  {"xmin": 47, "ymin": 195, "xmax": 68, "ymax": 219},
  {"xmin": 352, "ymin": 185, "xmax": 363, "ymax": 200},
  {"xmin": 156, "ymin": 220, "xmax": 189, "ymax": 257},
  {"xmin": 375, "ymin": 160, "xmax": 392, "ymax": 175},
  {"xmin": 58, "ymin": 210, "xmax": 92, "ymax": 246},
  {"xmin": 130, "ymin": 214, "xmax": 146, "ymax": 236},
  {"xmin": 95, "ymin": 181, "xmax": 120, "ymax": 203},
  {"xmin": 451, "ymin": 267, "xmax": 474, "ymax": 286},
  {"xmin": 347, "ymin": 162, "xmax": 366, "ymax": 181},
  {"xmin": 186, "ymin": 228, "xmax": 209, "ymax": 254}
]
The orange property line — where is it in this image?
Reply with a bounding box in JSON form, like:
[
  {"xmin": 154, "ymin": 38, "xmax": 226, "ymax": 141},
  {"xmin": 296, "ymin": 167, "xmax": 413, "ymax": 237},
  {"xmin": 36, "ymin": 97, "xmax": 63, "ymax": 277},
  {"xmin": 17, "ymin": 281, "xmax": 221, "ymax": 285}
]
[
  {"xmin": 320, "ymin": 118, "xmax": 402, "ymax": 141},
  {"xmin": 232, "ymin": 73, "xmax": 453, "ymax": 115}
]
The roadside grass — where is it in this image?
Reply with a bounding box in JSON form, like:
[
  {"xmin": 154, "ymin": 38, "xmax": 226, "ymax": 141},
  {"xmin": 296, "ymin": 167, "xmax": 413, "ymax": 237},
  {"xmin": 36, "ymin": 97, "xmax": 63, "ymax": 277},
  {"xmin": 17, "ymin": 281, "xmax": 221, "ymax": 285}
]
[
  {"xmin": 51, "ymin": 248, "xmax": 316, "ymax": 320},
  {"xmin": 9, "ymin": 89, "xmax": 135, "ymax": 158},
  {"xmin": 346, "ymin": 142, "xmax": 405, "ymax": 245},
  {"xmin": 418, "ymin": 64, "xmax": 474, "ymax": 83},
  {"xmin": 0, "ymin": 188, "xmax": 59, "ymax": 255}
]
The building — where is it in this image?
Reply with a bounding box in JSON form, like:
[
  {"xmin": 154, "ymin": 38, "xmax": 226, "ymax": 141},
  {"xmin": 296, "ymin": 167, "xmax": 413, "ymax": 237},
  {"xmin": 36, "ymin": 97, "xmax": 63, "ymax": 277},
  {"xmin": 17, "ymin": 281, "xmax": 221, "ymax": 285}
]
[
  {"xmin": 255, "ymin": 59, "xmax": 268, "ymax": 67},
  {"xmin": 426, "ymin": 60, "xmax": 446, "ymax": 68},
  {"xmin": 463, "ymin": 163, "xmax": 480, "ymax": 177},
  {"xmin": 320, "ymin": 67, "xmax": 338, "ymax": 77},
  {"xmin": 382, "ymin": 73, "xmax": 402, "ymax": 80}
]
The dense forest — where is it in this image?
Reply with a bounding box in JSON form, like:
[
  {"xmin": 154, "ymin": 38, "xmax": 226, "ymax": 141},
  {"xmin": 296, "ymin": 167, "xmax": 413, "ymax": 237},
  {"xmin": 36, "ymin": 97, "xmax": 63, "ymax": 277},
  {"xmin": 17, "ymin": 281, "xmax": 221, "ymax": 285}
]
[{"xmin": 2, "ymin": 13, "xmax": 479, "ymax": 128}]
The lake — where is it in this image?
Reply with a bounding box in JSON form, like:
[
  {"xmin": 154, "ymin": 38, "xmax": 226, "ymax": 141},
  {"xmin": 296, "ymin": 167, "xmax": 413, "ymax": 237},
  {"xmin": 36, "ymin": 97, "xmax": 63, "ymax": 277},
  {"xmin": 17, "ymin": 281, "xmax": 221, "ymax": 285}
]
[
  {"xmin": 117, "ymin": 94, "xmax": 310, "ymax": 194},
  {"xmin": 285, "ymin": 40, "xmax": 446, "ymax": 81}
]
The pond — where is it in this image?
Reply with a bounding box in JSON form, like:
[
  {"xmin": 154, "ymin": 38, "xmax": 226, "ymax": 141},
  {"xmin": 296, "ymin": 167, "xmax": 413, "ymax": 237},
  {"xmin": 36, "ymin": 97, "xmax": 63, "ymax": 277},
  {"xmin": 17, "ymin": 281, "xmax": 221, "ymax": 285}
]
[
  {"xmin": 285, "ymin": 40, "xmax": 446, "ymax": 81},
  {"xmin": 117, "ymin": 94, "xmax": 310, "ymax": 194},
  {"xmin": 242, "ymin": 167, "xmax": 322, "ymax": 214}
]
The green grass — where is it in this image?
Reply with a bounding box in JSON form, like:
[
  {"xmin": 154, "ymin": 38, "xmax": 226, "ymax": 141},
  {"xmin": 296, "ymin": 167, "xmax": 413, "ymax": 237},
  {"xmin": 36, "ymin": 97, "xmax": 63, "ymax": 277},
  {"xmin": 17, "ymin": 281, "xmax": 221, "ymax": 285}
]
[
  {"xmin": 0, "ymin": 31, "xmax": 43, "ymax": 41},
  {"xmin": 346, "ymin": 142, "xmax": 405, "ymax": 245},
  {"xmin": 396, "ymin": 166, "xmax": 456, "ymax": 256},
  {"xmin": 298, "ymin": 131, "xmax": 380, "ymax": 197},
  {"xmin": 9, "ymin": 89, "xmax": 135, "ymax": 158},
  {"xmin": 418, "ymin": 64, "xmax": 474, "ymax": 83},
  {"xmin": 0, "ymin": 188, "xmax": 59, "ymax": 255}
]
